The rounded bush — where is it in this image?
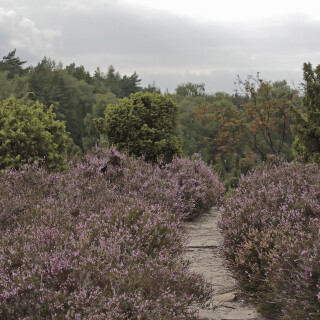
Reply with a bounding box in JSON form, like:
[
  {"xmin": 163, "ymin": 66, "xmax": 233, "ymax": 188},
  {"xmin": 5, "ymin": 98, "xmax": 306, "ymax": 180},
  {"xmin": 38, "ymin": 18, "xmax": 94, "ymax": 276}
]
[
  {"xmin": 103, "ymin": 92, "xmax": 182, "ymax": 163},
  {"xmin": 0, "ymin": 97, "xmax": 69, "ymax": 171}
]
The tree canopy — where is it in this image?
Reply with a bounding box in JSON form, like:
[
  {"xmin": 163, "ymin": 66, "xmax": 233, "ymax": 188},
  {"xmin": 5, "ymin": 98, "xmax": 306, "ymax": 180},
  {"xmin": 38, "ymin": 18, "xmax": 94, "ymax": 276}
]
[
  {"xmin": 0, "ymin": 49, "xmax": 315, "ymax": 173},
  {"xmin": 175, "ymin": 82, "xmax": 206, "ymax": 97},
  {"xmin": 235, "ymin": 76, "xmax": 296, "ymax": 160},
  {"xmin": 194, "ymin": 76, "xmax": 297, "ymax": 162}
]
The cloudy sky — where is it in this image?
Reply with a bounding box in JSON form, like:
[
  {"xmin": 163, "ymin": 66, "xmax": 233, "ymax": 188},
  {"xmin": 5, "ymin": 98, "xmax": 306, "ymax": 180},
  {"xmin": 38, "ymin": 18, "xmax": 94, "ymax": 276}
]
[{"xmin": 1, "ymin": 0, "xmax": 320, "ymax": 93}]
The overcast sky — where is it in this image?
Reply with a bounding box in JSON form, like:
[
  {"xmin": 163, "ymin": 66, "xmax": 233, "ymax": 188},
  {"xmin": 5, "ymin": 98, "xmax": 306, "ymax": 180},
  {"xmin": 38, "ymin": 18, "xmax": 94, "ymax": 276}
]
[{"xmin": 1, "ymin": 0, "xmax": 320, "ymax": 93}]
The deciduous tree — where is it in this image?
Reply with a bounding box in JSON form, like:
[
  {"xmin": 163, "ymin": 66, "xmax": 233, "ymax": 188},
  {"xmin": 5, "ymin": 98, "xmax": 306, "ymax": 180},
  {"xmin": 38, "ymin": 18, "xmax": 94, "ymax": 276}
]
[
  {"xmin": 237, "ymin": 76, "xmax": 296, "ymax": 160},
  {"xmin": 195, "ymin": 75, "xmax": 297, "ymax": 161}
]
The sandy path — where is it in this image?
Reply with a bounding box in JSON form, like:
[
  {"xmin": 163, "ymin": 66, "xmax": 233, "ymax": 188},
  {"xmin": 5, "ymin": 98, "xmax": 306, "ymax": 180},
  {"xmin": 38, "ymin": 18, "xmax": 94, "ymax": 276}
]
[{"xmin": 185, "ymin": 207, "xmax": 265, "ymax": 320}]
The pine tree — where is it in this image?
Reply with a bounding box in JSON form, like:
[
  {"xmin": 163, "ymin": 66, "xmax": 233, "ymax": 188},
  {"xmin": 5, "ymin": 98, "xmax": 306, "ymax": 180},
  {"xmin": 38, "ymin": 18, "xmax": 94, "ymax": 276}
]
[
  {"xmin": 0, "ymin": 49, "xmax": 29, "ymax": 79},
  {"xmin": 291, "ymin": 63, "xmax": 320, "ymax": 163}
]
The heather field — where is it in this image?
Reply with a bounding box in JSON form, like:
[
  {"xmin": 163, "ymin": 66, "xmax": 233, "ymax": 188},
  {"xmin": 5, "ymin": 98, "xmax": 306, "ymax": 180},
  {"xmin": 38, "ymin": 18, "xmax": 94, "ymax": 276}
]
[
  {"xmin": 1, "ymin": 148, "xmax": 320, "ymax": 320},
  {"xmin": 220, "ymin": 159, "xmax": 320, "ymax": 319},
  {"xmin": 0, "ymin": 148, "xmax": 224, "ymax": 319}
]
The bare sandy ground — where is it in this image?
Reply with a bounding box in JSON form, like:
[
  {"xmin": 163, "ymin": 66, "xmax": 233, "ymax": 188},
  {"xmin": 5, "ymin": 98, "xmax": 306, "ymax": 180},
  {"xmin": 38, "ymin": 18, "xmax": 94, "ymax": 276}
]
[{"xmin": 185, "ymin": 208, "xmax": 265, "ymax": 320}]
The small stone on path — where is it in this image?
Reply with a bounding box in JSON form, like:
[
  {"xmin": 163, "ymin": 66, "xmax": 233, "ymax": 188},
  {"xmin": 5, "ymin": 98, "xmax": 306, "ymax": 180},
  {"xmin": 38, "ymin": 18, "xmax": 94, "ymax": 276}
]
[{"xmin": 215, "ymin": 292, "xmax": 237, "ymax": 302}]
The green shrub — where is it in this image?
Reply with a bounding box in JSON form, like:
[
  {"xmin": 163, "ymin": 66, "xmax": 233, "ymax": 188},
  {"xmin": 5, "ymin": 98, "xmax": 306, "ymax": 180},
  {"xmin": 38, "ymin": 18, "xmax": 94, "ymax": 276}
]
[
  {"xmin": 213, "ymin": 161, "xmax": 224, "ymax": 179},
  {"xmin": 239, "ymin": 157, "xmax": 252, "ymax": 175},
  {"xmin": 228, "ymin": 176, "xmax": 239, "ymax": 188},
  {"xmin": 100, "ymin": 92, "xmax": 182, "ymax": 162},
  {"xmin": 0, "ymin": 97, "xmax": 69, "ymax": 171}
]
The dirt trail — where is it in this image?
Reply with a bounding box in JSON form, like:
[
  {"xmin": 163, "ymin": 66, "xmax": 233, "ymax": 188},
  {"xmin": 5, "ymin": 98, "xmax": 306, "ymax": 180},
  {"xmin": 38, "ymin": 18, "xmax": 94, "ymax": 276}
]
[{"xmin": 185, "ymin": 207, "xmax": 265, "ymax": 320}]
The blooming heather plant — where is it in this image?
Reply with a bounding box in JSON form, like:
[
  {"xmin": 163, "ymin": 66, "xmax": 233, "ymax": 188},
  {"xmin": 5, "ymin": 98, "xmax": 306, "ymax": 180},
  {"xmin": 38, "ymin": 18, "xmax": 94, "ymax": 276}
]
[
  {"xmin": 76, "ymin": 148, "xmax": 224, "ymax": 221},
  {"xmin": 0, "ymin": 148, "xmax": 223, "ymax": 319},
  {"xmin": 220, "ymin": 159, "xmax": 320, "ymax": 319},
  {"xmin": 162, "ymin": 154, "xmax": 225, "ymax": 220}
]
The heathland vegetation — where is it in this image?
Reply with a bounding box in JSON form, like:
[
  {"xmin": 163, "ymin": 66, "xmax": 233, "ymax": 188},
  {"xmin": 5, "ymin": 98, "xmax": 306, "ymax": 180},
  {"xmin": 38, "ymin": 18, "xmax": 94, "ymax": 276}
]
[
  {"xmin": 0, "ymin": 50, "xmax": 320, "ymax": 319},
  {"xmin": 0, "ymin": 148, "xmax": 224, "ymax": 318}
]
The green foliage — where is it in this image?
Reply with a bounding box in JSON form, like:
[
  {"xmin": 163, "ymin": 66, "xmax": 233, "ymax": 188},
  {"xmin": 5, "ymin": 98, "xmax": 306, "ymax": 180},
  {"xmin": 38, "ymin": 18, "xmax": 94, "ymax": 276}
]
[
  {"xmin": 26, "ymin": 57, "xmax": 143, "ymax": 150},
  {"xmin": 192, "ymin": 77, "xmax": 298, "ymax": 179},
  {"xmin": 177, "ymin": 95, "xmax": 217, "ymax": 162},
  {"xmin": 102, "ymin": 92, "xmax": 182, "ymax": 162},
  {"xmin": 0, "ymin": 97, "xmax": 69, "ymax": 171},
  {"xmin": 235, "ymin": 76, "xmax": 297, "ymax": 161},
  {"xmin": 193, "ymin": 93, "xmax": 247, "ymax": 176},
  {"xmin": 206, "ymin": 97, "xmax": 245, "ymax": 155},
  {"xmin": 234, "ymin": 154, "xmax": 240, "ymax": 170},
  {"xmin": 142, "ymin": 82, "xmax": 161, "ymax": 94},
  {"xmin": 92, "ymin": 92, "xmax": 118, "ymax": 118},
  {"xmin": 291, "ymin": 62, "xmax": 320, "ymax": 163},
  {"xmin": 0, "ymin": 50, "xmax": 306, "ymax": 166},
  {"xmin": 65, "ymin": 62, "xmax": 92, "ymax": 84},
  {"xmin": 28, "ymin": 58, "xmax": 95, "ymax": 148},
  {"xmin": 212, "ymin": 159, "xmax": 225, "ymax": 179},
  {"xmin": 228, "ymin": 176, "xmax": 239, "ymax": 188},
  {"xmin": 93, "ymin": 65, "xmax": 142, "ymax": 97},
  {"xmin": 0, "ymin": 72, "xmax": 30, "ymax": 100},
  {"xmin": 82, "ymin": 93, "xmax": 118, "ymax": 149},
  {"xmin": 175, "ymin": 82, "xmax": 205, "ymax": 97},
  {"xmin": 0, "ymin": 50, "xmax": 30, "ymax": 100},
  {"xmin": 0, "ymin": 49, "xmax": 29, "ymax": 79},
  {"xmin": 239, "ymin": 157, "xmax": 253, "ymax": 175}
]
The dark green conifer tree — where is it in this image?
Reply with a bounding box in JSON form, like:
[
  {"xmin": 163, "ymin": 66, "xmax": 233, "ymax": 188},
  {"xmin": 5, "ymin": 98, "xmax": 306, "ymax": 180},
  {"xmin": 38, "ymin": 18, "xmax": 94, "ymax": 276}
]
[
  {"xmin": 291, "ymin": 63, "xmax": 320, "ymax": 163},
  {"xmin": 0, "ymin": 49, "xmax": 29, "ymax": 79}
]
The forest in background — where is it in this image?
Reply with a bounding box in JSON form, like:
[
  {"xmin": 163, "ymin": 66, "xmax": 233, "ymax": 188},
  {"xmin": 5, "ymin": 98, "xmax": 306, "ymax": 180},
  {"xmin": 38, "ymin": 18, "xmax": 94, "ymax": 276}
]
[{"xmin": 0, "ymin": 49, "xmax": 307, "ymax": 184}]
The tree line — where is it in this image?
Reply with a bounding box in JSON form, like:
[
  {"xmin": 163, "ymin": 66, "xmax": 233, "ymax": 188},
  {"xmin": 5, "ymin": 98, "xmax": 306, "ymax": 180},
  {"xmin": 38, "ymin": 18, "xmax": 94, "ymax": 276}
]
[
  {"xmin": 1, "ymin": 49, "xmax": 319, "ymax": 182},
  {"xmin": 0, "ymin": 49, "xmax": 143, "ymax": 153}
]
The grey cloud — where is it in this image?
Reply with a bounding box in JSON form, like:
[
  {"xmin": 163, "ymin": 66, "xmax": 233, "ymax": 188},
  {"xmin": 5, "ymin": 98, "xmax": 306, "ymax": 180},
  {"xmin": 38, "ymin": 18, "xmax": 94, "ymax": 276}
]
[
  {"xmin": 0, "ymin": 1, "xmax": 319, "ymax": 92},
  {"xmin": 0, "ymin": 7, "xmax": 61, "ymax": 61}
]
